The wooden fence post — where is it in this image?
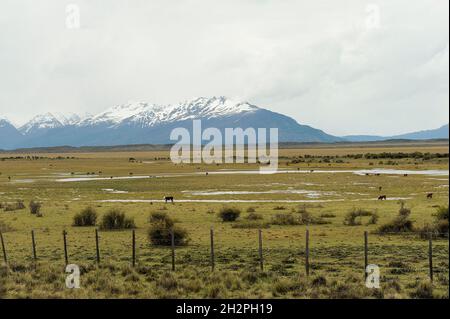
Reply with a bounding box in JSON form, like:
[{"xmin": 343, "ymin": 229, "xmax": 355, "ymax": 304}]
[
  {"xmin": 364, "ymin": 231, "xmax": 368, "ymax": 280},
  {"xmin": 95, "ymin": 229, "xmax": 100, "ymax": 264},
  {"xmin": 0, "ymin": 231, "xmax": 7, "ymax": 265},
  {"xmin": 132, "ymin": 229, "xmax": 136, "ymax": 267},
  {"xmin": 63, "ymin": 230, "xmax": 68, "ymax": 266},
  {"xmin": 171, "ymin": 229, "xmax": 175, "ymax": 271},
  {"xmin": 31, "ymin": 230, "xmax": 37, "ymax": 262},
  {"xmin": 305, "ymin": 229, "xmax": 310, "ymax": 277},
  {"xmin": 258, "ymin": 229, "xmax": 264, "ymax": 271},
  {"xmin": 210, "ymin": 227, "xmax": 215, "ymax": 271},
  {"xmin": 428, "ymin": 233, "xmax": 433, "ymax": 282}
]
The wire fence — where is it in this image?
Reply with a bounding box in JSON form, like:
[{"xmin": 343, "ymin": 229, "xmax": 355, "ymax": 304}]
[{"xmin": 0, "ymin": 227, "xmax": 448, "ymax": 286}]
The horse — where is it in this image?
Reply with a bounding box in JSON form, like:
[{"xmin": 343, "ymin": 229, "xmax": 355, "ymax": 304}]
[
  {"xmin": 427, "ymin": 193, "xmax": 433, "ymax": 199},
  {"xmin": 164, "ymin": 196, "xmax": 174, "ymax": 204},
  {"xmin": 378, "ymin": 195, "xmax": 387, "ymax": 200}
]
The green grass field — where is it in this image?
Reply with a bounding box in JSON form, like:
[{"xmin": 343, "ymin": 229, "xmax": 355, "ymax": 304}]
[{"xmin": 0, "ymin": 143, "xmax": 448, "ymax": 299}]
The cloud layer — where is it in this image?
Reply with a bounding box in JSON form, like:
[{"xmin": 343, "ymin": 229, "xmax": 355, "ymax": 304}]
[{"xmin": 0, "ymin": 0, "xmax": 448, "ymax": 135}]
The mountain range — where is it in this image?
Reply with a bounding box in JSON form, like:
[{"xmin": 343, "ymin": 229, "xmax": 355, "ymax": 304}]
[{"xmin": 0, "ymin": 97, "xmax": 448, "ymax": 150}]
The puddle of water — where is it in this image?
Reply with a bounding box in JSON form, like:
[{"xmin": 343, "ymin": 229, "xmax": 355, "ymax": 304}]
[
  {"xmin": 54, "ymin": 168, "xmax": 449, "ymax": 183},
  {"xmin": 182, "ymin": 189, "xmax": 336, "ymax": 198},
  {"xmin": 102, "ymin": 188, "xmax": 129, "ymax": 194},
  {"xmin": 98, "ymin": 199, "xmax": 345, "ymax": 203}
]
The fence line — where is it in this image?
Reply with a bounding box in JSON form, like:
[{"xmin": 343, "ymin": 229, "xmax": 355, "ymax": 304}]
[{"xmin": 0, "ymin": 228, "xmax": 447, "ymax": 283}]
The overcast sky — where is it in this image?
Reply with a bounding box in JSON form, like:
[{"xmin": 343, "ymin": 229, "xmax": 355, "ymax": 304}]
[{"xmin": 0, "ymin": 0, "xmax": 448, "ymax": 135}]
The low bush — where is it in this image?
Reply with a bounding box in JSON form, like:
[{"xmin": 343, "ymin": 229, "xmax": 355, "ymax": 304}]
[
  {"xmin": 344, "ymin": 208, "xmax": 378, "ymax": 226},
  {"xmin": 73, "ymin": 207, "xmax": 98, "ymax": 226},
  {"xmin": 218, "ymin": 207, "xmax": 241, "ymax": 222},
  {"xmin": 148, "ymin": 212, "xmax": 188, "ymax": 246},
  {"xmin": 418, "ymin": 206, "xmax": 449, "ymax": 239},
  {"xmin": 29, "ymin": 200, "xmax": 41, "ymax": 215},
  {"xmin": 99, "ymin": 209, "xmax": 136, "ymax": 230},
  {"xmin": 377, "ymin": 202, "xmax": 414, "ymax": 234}
]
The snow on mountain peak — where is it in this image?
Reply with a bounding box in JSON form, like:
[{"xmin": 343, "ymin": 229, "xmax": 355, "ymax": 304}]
[
  {"xmin": 80, "ymin": 96, "xmax": 259, "ymax": 128},
  {"xmin": 19, "ymin": 112, "xmax": 63, "ymax": 134}
]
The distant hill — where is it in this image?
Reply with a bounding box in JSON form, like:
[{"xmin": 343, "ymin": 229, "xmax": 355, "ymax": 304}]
[{"xmin": 343, "ymin": 124, "xmax": 449, "ymax": 142}]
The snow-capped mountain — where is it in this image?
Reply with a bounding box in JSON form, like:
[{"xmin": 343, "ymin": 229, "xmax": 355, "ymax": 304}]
[
  {"xmin": 79, "ymin": 97, "xmax": 258, "ymax": 128},
  {"xmin": 2, "ymin": 96, "xmax": 342, "ymax": 149},
  {"xmin": 19, "ymin": 113, "xmax": 64, "ymax": 135}
]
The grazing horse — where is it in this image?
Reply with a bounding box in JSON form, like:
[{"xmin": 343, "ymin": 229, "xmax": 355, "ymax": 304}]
[
  {"xmin": 403, "ymin": 174, "xmax": 408, "ymax": 177},
  {"xmin": 378, "ymin": 195, "xmax": 387, "ymax": 200},
  {"xmin": 164, "ymin": 196, "xmax": 174, "ymax": 204},
  {"xmin": 378, "ymin": 186, "xmax": 383, "ymax": 191},
  {"xmin": 427, "ymin": 193, "xmax": 433, "ymax": 199}
]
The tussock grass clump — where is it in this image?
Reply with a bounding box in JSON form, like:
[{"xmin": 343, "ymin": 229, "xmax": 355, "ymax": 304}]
[
  {"xmin": 148, "ymin": 212, "xmax": 189, "ymax": 246},
  {"xmin": 343, "ymin": 208, "xmax": 379, "ymax": 226},
  {"xmin": 409, "ymin": 281, "xmax": 434, "ymax": 299},
  {"xmin": 29, "ymin": 200, "xmax": 41, "ymax": 215},
  {"xmin": 73, "ymin": 207, "xmax": 98, "ymax": 226},
  {"xmin": 99, "ymin": 209, "xmax": 136, "ymax": 230},
  {"xmin": 377, "ymin": 202, "xmax": 414, "ymax": 234},
  {"xmin": 218, "ymin": 207, "xmax": 241, "ymax": 222},
  {"xmin": 273, "ymin": 206, "xmax": 287, "ymax": 211},
  {"xmin": 246, "ymin": 207, "xmax": 256, "ymax": 213}
]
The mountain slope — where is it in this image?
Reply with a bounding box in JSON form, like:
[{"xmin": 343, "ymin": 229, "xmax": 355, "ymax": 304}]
[
  {"xmin": 2, "ymin": 97, "xmax": 341, "ymax": 148},
  {"xmin": 0, "ymin": 118, "xmax": 23, "ymax": 149},
  {"xmin": 344, "ymin": 124, "xmax": 449, "ymax": 142}
]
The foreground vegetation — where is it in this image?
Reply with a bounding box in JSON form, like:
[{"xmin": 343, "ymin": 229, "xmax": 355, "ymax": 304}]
[{"xmin": 0, "ymin": 143, "xmax": 448, "ymax": 298}]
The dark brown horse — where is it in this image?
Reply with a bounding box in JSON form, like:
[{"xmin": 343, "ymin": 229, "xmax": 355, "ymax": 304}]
[
  {"xmin": 427, "ymin": 193, "xmax": 433, "ymax": 199},
  {"xmin": 378, "ymin": 195, "xmax": 387, "ymax": 200}
]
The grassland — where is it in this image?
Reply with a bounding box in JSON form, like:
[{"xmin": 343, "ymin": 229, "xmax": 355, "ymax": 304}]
[{"xmin": 0, "ymin": 142, "xmax": 448, "ymax": 299}]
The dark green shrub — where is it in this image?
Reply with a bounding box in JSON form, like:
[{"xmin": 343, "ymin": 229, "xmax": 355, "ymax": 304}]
[
  {"xmin": 245, "ymin": 212, "xmax": 263, "ymax": 220},
  {"xmin": 29, "ymin": 200, "xmax": 41, "ymax": 215},
  {"xmin": 218, "ymin": 207, "xmax": 241, "ymax": 222},
  {"xmin": 377, "ymin": 203, "xmax": 414, "ymax": 234},
  {"xmin": 99, "ymin": 209, "xmax": 135, "ymax": 230},
  {"xmin": 73, "ymin": 207, "xmax": 98, "ymax": 226},
  {"xmin": 148, "ymin": 223, "xmax": 189, "ymax": 246}
]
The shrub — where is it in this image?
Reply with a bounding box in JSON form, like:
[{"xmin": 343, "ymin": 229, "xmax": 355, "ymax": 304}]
[
  {"xmin": 73, "ymin": 207, "xmax": 98, "ymax": 226},
  {"xmin": 273, "ymin": 206, "xmax": 286, "ymax": 211},
  {"xmin": 29, "ymin": 200, "xmax": 41, "ymax": 215},
  {"xmin": 147, "ymin": 212, "xmax": 188, "ymax": 246},
  {"xmin": 246, "ymin": 207, "xmax": 256, "ymax": 213},
  {"xmin": 148, "ymin": 223, "xmax": 189, "ymax": 246},
  {"xmin": 99, "ymin": 209, "xmax": 136, "ymax": 230},
  {"xmin": 377, "ymin": 203, "xmax": 414, "ymax": 234},
  {"xmin": 344, "ymin": 208, "xmax": 378, "ymax": 226},
  {"xmin": 218, "ymin": 207, "xmax": 241, "ymax": 222}
]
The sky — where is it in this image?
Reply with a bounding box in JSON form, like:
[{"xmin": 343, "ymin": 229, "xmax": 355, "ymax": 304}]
[{"xmin": 0, "ymin": 0, "xmax": 448, "ymax": 136}]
